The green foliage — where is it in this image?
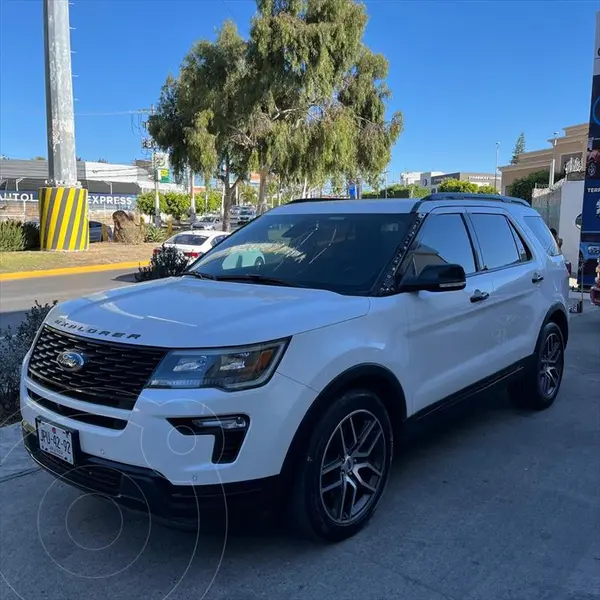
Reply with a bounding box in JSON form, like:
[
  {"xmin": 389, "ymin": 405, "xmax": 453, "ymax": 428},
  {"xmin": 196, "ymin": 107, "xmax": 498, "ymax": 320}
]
[
  {"xmin": 22, "ymin": 222, "xmax": 40, "ymax": 249},
  {"xmin": 135, "ymin": 246, "xmax": 189, "ymax": 282},
  {"xmin": 0, "ymin": 301, "xmax": 57, "ymax": 422},
  {"xmin": 163, "ymin": 192, "xmax": 191, "ymax": 220},
  {"xmin": 238, "ymin": 183, "xmax": 258, "ymax": 206},
  {"xmin": 148, "ymin": 0, "xmax": 403, "ymax": 224},
  {"xmin": 137, "ymin": 191, "xmax": 167, "ymax": 216},
  {"xmin": 144, "ymin": 225, "xmax": 168, "ymax": 243},
  {"xmin": 511, "ymin": 132, "xmax": 526, "ymax": 165},
  {"xmin": 437, "ymin": 179, "xmax": 479, "ymax": 194},
  {"xmin": 506, "ymin": 169, "xmax": 561, "ymax": 203},
  {"xmin": 477, "ymin": 185, "xmax": 500, "ymax": 195},
  {"xmin": 0, "ymin": 220, "xmax": 25, "ymax": 251},
  {"xmin": 363, "ymin": 183, "xmax": 428, "ymax": 199}
]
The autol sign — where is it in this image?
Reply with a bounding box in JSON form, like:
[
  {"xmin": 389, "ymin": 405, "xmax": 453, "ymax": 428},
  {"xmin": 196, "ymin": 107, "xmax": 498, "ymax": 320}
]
[{"xmin": 0, "ymin": 191, "xmax": 137, "ymax": 209}]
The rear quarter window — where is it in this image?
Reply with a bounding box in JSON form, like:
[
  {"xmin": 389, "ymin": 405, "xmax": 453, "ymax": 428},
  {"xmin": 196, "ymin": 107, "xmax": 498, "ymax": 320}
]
[{"xmin": 523, "ymin": 215, "xmax": 561, "ymax": 256}]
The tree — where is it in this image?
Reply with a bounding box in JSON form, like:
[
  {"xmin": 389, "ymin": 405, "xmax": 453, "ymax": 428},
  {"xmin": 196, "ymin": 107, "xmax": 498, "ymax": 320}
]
[
  {"xmin": 97, "ymin": 158, "xmax": 109, "ymax": 163},
  {"xmin": 437, "ymin": 179, "xmax": 479, "ymax": 193},
  {"xmin": 506, "ymin": 169, "xmax": 562, "ymax": 203},
  {"xmin": 148, "ymin": 22, "xmax": 251, "ymax": 231},
  {"xmin": 511, "ymin": 132, "xmax": 526, "ymax": 165},
  {"xmin": 163, "ymin": 192, "xmax": 191, "ymax": 220},
  {"xmin": 477, "ymin": 185, "xmax": 500, "ymax": 194},
  {"xmin": 238, "ymin": 182, "xmax": 258, "ymax": 206},
  {"xmin": 33, "ymin": 156, "xmax": 45, "ymax": 161},
  {"xmin": 137, "ymin": 191, "xmax": 167, "ymax": 216},
  {"xmin": 246, "ymin": 0, "xmax": 402, "ymax": 212}
]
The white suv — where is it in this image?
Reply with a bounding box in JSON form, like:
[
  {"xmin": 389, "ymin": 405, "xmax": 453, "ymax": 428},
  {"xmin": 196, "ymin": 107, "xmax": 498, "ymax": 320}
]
[{"xmin": 21, "ymin": 193, "xmax": 570, "ymax": 542}]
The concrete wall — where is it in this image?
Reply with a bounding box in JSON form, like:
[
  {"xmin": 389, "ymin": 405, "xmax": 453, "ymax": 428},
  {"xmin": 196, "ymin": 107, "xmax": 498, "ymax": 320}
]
[{"xmin": 558, "ymin": 180, "xmax": 585, "ymax": 268}]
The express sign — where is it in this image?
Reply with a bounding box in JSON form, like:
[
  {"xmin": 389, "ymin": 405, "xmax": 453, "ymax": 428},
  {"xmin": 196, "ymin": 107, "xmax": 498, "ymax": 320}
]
[{"xmin": 0, "ymin": 191, "xmax": 137, "ymax": 209}]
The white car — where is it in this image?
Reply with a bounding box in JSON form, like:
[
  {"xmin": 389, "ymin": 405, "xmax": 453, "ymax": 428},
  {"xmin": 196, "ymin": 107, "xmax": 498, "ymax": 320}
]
[
  {"xmin": 20, "ymin": 193, "xmax": 570, "ymax": 542},
  {"xmin": 192, "ymin": 215, "xmax": 222, "ymax": 230},
  {"xmin": 155, "ymin": 230, "xmax": 228, "ymax": 262}
]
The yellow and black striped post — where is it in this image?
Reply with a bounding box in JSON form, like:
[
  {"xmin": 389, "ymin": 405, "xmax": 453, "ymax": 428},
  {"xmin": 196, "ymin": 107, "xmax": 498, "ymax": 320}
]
[{"xmin": 38, "ymin": 187, "xmax": 89, "ymax": 251}]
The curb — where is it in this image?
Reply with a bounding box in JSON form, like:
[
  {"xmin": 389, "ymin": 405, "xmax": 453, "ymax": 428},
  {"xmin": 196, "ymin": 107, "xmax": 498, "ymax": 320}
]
[{"xmin": 0, "ymin": 261, "xmax": 147, "ymax": 282}]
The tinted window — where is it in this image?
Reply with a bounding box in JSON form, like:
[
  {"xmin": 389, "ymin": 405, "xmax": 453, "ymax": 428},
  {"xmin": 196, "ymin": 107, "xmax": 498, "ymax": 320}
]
[
  {"xmin": 173, "ymin": 234, "xmax": 208, "ymax": 246},
  {"xmin": 89, "ymin": 221, "xmax": 101, "ymax": 228},
  {"xmin": 524, "ymin": 215, "xmax": 561, "ymax": 256},
  {"xmin": 190, "ymin": 213, "xmax": 416, "ymax": 295},
  {"xmin": 470, "ymin": 214, "xmax": 521, "ymax": 269},
  {"xmin": 404, "ymin": 213, "xmax": 476, "ymax": 276},
  {"xmin": 211, "ymin": 235, "xmax": 227, "ymax": 247}
]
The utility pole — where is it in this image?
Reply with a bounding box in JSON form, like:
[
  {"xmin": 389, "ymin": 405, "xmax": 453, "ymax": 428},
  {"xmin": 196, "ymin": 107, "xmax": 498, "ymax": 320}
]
[
  {"xmin": 549, "ymin": 132, "xmax": 558, "ymax": 186},
  {"xmin": 494, "ymin": 142, "xmax": 500, "ymax": 191},
  {"xmin": 43, "ymin": 0, "xmax": 77, "ymax": 186},
  {"xmin": 189, "ymin": 167, "xmax": 196, "ymax": 223},
  {"xmin": 40, "ymin": 0, "xmax": 89, "ymax": 252}
]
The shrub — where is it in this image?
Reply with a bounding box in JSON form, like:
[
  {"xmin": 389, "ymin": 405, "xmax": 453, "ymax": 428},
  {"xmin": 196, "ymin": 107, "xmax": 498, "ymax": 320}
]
[
  {"xmin": 0, "ymin": 301, "xmax": 57, "ymax": 424},
  {"xmin": 145, "ymin": 224, "xmax": 167, "ymax": 243},
  {"xmin": 164, "ymin": 192, "xmax": 191, "ymax": 221},
  {"xmin": 22, "ymin": 221, "xmax": 40, "ymax": 249},
  {"xmin": 137, "ymin": 191, "xmax": 167, "ymax": 216},
  {"xmin": 0, "ymin": 220, "xmax": 25, "ymax": 251},
  {"xmin": 135, "ymin": 245, "xmax": 188, "ymax": 282}
]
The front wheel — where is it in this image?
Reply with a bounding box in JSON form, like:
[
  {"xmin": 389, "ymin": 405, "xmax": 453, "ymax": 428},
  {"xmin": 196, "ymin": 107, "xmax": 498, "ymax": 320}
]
[
  {"xmin": 508, "ymin": 322, "xmax": 565, "ymax": 410},
  {"xmin": 289, "ymin": 390, "xmax": 393, "ymax": 542}
]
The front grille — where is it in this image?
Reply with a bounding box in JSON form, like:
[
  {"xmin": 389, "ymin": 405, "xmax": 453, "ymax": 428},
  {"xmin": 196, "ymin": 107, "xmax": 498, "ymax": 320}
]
[
  {"xmin": 28, "ymin": 326, "xmax": 166, "ymax": 410},
  {"xmin": 28, "ymin": 389, "xmax": 127, "ymax": 430}
]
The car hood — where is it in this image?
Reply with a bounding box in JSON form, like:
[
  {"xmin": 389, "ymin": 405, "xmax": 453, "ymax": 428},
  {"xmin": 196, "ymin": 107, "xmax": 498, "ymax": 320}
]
[{"xmin": 47, "ymin": 277, "xmax": 370, "ymax": 348}]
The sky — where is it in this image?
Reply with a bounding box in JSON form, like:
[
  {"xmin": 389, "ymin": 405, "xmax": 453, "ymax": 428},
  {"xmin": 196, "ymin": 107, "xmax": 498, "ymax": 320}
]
[{"xmin": 0, "ymin": 0, "xmax": 598, "ymax": 180}]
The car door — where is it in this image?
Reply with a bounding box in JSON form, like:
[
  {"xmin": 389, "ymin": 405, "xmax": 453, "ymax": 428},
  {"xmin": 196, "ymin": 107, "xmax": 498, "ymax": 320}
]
[
  {"xmin": 467, "ymin": 210, "xmax": 548, "ymax": 368},
  {"xmin": 401, "ymin": 209, "xmax": 499, "ymax": 413}
]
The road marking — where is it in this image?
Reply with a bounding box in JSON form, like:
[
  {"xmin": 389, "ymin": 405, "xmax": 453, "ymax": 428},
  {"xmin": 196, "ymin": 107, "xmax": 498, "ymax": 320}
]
[{"xmin": 0, "ymin": 261, "xmax": 148, "ymax": 282}]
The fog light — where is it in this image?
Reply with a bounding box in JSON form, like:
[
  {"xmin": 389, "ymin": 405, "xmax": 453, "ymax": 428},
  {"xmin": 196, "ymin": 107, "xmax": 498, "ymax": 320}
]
[{"xmin": 191, "ymin": 415, "xmax": 247, "ymax": 430}]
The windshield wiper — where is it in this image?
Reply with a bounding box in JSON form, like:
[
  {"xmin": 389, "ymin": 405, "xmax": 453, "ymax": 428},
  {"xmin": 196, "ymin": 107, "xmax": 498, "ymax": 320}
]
[
  {"xmin": 213, "ymin": 274, "xmax": 306, "ymax": 287},
  {"xmin": 181, "ymin": 271, "xmax": 217, "ymax": 280}
]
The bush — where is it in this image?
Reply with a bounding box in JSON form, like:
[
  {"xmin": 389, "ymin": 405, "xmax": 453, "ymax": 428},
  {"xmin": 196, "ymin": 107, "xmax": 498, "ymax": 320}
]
[
  {"xmin": 0, "ymin": 220, "xmax": 25, "ymax": 251},
  {"xmin": 164, "ymin": 192, "xmax": 191, "ymax": 221},
  {"xmin": 22, "ymin": 221, "xmax": 40, "ymax": 249},
  {"xmin": 137, "ymin": 191, "xmax": 167, "ymax": 216},
  {"xmin": 144, "ymin": 224, "xmax": 167, "ymax": 243},
  {"xmin": 135, "ymin": 245, "xmax": 189, "ymax": 282},
  {"xmin": 0, "ymin": 301, "xmax": 57, "ymax": 423}
]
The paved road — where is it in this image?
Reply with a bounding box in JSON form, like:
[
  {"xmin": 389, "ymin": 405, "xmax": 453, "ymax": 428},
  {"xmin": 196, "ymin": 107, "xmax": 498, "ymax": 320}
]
[
  {"xmin": 1, "ymin": 308, "xmax": 599, "ymax": 599},
  {"xmin": 0, "ymin": 269, "xmax": 137, "ymax": 332}
]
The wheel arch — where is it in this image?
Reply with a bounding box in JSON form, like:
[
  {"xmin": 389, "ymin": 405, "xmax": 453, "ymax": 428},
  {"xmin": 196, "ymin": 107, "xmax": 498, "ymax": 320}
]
[
  {"xmin": 278, "ymin": 364, "xmax": 407, "ymax": 487},
  {"xmin": 542, "ymin": 302, "xmax": 569, "ymax": 349}
]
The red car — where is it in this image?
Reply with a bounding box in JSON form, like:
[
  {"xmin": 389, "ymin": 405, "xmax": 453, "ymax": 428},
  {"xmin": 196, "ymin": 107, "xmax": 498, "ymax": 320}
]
[{"xmin": 591, "ymin": 258, "xmax": 600, "ymax": 307}]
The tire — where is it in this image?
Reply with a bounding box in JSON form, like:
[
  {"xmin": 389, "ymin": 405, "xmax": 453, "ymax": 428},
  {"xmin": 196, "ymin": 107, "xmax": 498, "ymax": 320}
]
[
  {"xmin": 288, "ymin": 389, "xmax": 393, "ymax": 543},
  {"xmin": 508, "ymin": 322, "xmax": 565, "ymax": 411}
]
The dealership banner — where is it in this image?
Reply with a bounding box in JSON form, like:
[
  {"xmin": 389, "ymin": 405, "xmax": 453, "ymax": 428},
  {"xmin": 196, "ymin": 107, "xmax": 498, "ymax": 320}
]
[
  {"xmin": 580, "ymin": 11, "xmax": 600, "ymax": 286},
  {"xmin": 0, "ymin": 190, "xmax": 137, "ymax": 210}
]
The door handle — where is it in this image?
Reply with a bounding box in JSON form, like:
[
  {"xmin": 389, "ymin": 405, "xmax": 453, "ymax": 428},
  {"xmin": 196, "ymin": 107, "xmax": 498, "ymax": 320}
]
[
  {"xmin": 470, "ymin": 289, "xmax": 489, "ymax": 303},
  {"xmin": 532, "ymin": 273, "xmax": 544, "ymax": 284}
]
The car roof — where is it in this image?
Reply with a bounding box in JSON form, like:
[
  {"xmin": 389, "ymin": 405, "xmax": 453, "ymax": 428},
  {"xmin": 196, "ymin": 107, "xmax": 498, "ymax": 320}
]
[
  {"xmin": 267, "ymin": 193, "xmax": 534, "ymax": 217},
  {"xmin": 174, "ymin": 229, "xmax": 227, "ymax": 237}
]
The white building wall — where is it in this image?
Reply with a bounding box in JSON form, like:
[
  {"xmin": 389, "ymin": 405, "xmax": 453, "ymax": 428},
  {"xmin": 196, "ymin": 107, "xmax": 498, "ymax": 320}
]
[{"xmin": 557, "ymin": 180, "xmax": 584, "ymax": 268}]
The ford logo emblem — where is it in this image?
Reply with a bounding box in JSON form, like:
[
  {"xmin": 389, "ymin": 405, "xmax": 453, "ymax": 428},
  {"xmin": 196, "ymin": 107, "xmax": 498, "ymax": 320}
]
[{"xmin": 56, "ymin": 351, "xmax": 86, "ymax": 372}]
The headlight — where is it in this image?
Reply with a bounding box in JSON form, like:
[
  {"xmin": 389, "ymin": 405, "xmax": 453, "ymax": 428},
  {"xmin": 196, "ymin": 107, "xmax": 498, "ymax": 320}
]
[{"xmin": 147, "ymin": 339, "xmax": 289, "ymax": 391}]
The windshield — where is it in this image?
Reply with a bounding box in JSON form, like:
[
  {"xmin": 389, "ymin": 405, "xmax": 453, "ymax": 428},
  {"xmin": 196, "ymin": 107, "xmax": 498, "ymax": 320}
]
[{"xmin": 188, "ymin": 212, "xmax": 416, "ymax": 295}]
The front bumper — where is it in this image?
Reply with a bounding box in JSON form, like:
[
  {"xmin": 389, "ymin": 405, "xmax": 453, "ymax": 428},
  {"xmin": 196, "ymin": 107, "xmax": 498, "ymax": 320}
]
[
  {"xmin": 22, "ymin": 423, "xmax": 277, "ymax": 519},
  {"xmin": 20, "ymin": 367, "xmax": 317, "ymax": 487}
]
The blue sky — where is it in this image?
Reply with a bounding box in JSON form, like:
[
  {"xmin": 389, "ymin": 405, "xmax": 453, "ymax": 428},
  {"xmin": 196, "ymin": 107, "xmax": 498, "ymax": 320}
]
[{"xmin": 0, "ymin": 0, "xmax": 598, "ymax": 179}]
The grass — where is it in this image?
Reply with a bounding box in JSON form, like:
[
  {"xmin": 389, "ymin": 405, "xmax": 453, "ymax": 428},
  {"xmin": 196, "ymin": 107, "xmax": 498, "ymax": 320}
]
[{"xmin": 0, "ymin": 242, "xmax": 155, "ymax": 274}]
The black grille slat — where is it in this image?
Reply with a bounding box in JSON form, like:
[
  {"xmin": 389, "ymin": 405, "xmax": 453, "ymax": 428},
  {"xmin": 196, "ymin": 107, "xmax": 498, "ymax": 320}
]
[{"xmin": 28, "ymin": 326, "xmax": 166, "ymax": 410}]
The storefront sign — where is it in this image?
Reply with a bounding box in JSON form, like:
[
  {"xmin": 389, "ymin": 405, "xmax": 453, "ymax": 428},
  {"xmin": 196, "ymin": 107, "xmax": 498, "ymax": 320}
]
[{"xmin": 0, "ymin": 191, "xmax": 137, "ymax": 209}]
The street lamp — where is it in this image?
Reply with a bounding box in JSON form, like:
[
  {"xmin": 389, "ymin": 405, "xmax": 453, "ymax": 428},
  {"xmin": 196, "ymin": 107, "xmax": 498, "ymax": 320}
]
[
  {"xmin": 549, "ymin": 131, "xmax": 559, "ymax": 186},
  {"xmin": 494, "ymin": 142, "xmax": 500, "ymax": 191}
]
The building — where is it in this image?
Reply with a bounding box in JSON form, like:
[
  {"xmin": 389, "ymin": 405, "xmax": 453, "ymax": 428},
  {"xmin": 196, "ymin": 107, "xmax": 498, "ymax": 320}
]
[
  {"xmin": 499, "ymin": 124, "xmax": 587, "ymax": 194},
  {"xmin": 0, "ymin": 158, "xmax": 187, "ymax": 218},
  {"xmin": 421, "ymin": 171, "xmax": 498, "ymax": 192}
]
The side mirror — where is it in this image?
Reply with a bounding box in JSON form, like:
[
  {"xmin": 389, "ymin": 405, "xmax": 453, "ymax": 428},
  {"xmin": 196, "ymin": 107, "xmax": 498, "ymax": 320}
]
[{"xmin": 397, "ymin": 263, "xmax": 467, "ymax": 293}]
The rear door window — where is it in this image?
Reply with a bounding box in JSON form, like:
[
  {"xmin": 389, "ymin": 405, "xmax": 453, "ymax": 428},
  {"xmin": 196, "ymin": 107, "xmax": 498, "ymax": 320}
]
[
  {"xmin": 523, "ymin": 215, "xmax": 561, "ymax": 256},
  {"xmin": 469, "ymin": 214, "xmax": 522, "ymax": 270}
]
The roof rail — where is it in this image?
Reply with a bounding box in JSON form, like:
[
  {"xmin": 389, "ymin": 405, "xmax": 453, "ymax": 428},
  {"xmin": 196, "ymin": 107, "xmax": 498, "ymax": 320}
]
[
  {"xmin": 288, "ymin": 197, "xmax": 348, "ymax": 204},
  {"xmin": 417, "ymin": 192, "xmax": 530, "ymax": 207}
]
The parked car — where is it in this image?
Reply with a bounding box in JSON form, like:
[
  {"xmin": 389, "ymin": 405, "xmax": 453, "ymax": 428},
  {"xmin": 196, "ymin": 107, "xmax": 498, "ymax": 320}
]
[
  {"xmin": 21, "ymin": 192, "xmax": 570, "ymax": 543},
  {"xmin": 191, "ymin": 215, "xmax": 223, "ymax": 230},
  {"xmin": 89, "ymin": 220, "xmax": 112, "ymax": 243},
  {"xmin": 154, "ymin": 230, "xmax": 229, "ymax": 262}
]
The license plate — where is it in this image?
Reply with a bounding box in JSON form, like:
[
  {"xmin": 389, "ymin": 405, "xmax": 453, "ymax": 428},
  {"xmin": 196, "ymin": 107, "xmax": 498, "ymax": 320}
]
[{"xmin": 37, "ymin": 420, "xmax": 74, "ymax": 465}]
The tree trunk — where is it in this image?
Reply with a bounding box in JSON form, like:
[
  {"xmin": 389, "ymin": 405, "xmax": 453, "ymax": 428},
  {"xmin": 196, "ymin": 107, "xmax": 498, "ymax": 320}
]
[
  {"xmin": 302, "ymin": 177, "xmax": 308, "ymax": 198},
  {"xmin": 257, "ymin": 169, "xmax": 269, "ymax": 215}
]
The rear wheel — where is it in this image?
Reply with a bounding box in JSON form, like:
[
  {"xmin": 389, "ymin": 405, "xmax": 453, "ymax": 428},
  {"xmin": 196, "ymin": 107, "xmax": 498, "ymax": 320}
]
[
  {"xmin": 289, "ymin": 389, "xmax": 393, "ymax": 542},
  {"xmin": 508, "ymin": 322, "xmax": 565, "ymax": 410}
]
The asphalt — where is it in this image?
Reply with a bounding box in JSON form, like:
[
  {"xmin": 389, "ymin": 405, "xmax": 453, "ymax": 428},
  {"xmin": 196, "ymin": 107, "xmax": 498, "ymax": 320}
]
[
  {"xmin": 0, "ymin": 269, "xmax": 137, "ymax": 332},
  {"xmin": 0, "ymin": 304, "xmax": 599, "ymax": 599}
]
